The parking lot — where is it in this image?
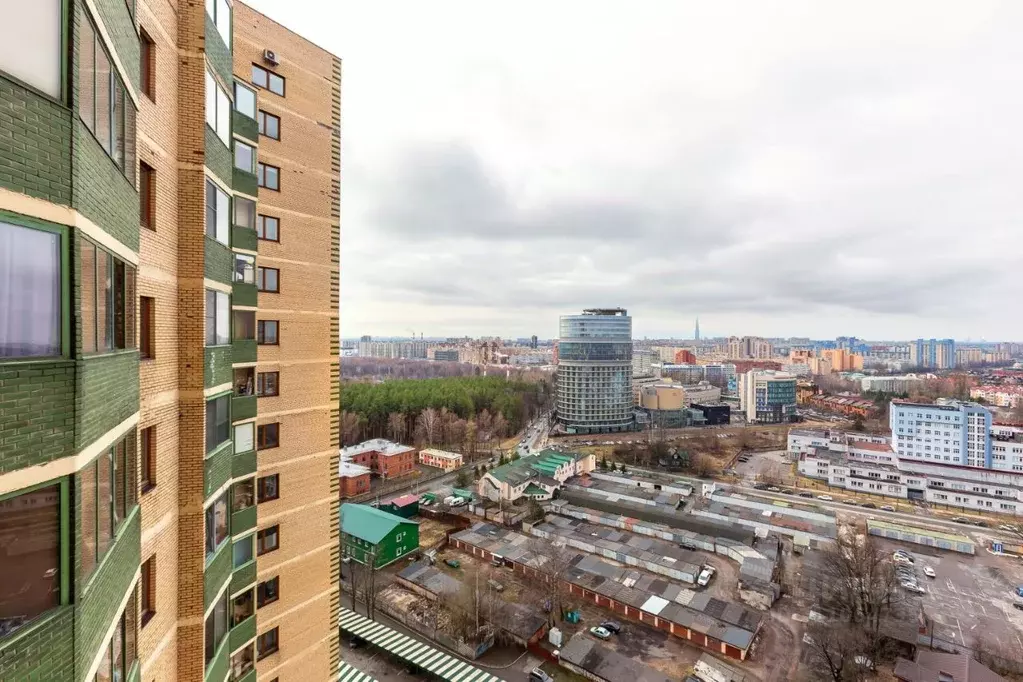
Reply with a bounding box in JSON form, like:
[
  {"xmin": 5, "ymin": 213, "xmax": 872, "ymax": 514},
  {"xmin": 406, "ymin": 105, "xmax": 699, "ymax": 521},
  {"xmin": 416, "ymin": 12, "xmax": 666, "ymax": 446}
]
[{"xmin": 873, "ymin": 538, "xmax": 1023, "ymax": 653}]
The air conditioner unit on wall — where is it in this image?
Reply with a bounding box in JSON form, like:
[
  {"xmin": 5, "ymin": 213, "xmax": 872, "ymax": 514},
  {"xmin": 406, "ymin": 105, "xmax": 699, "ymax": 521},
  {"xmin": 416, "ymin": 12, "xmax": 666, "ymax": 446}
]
[{"xmin": 263, "ymin": 49, "xmax": 279, "ymax": 66}]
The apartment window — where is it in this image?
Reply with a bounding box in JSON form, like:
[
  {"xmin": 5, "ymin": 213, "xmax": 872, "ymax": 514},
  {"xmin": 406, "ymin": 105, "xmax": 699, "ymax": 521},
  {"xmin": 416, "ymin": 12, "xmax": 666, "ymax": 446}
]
[
  {"xmin": 80, "ymin": 432, "xmax": 137, "ymax": 580},
  {"xmin": 257, "ymin": 423, "xmax": 279, "ymax": 450},
  {"xmin": 204, "ymin": 590, "xmax": 229, "ymax": 666},
  {"xmin": 233, "ymin": 533, "xmax": 254, "ymax": 568},
  {"xmin": 257, "ymin": 163, "xmax": 280, "ymax": 190},
  {"xmin": 234, "ymin": 81, "xmax": 256, "ymax": 119},
  {"xmin": 205, "ymin": 395, "xmax": 230, "ymax": 453},
  {"xmin": 140, "ymin": 426, "xmax": 156, "ymax": 492},
  {"xmin": 140, "ymin": 29, "xmax": 155, "ymax": 101},
  {"xmin": 98, "ymin": 590, "xmax": 138, "ymax": 682},
  {"xmin": 257, "ymin": 215, "xmax": 280, "ymax": 241},
  {"xmin": 257, "ymin": 474, "xmax": 279, "ymax": 502},
  {"xmin": 257, "ymin": 626, "xmax": 280, "ymax": 659},
  {"xmin": 139, "ymin": 296, "xmax": 155, "ymax": 359},
  {"xmin": 257, "ymin": 526, "xmax": 279, "ymax": 556},
  {"xmin": 233, "ymin": 254, "xmax": 256, "ymax": 286},
  {"xmin": 80, "ymin": 240, "xmax": 136, "ymax": 355},
  {"xmin": 234, "ymin": 422, "xmax": 255, "ymax": 454},
  {"xmin": 204, "ymin": 289, "xmax": 230, "ymax": 346},
  {"xmin": 257, "ymin": 371, "xmax": 279, "ymax": 397},
  {"xmin": 0, "ymin": 220, "xmax": 62, "ymax": 358},
  {"xmin": 257, "ymin": 267, "xmax": 279, "ymax": 292},
  {"xmin": 257, "ymin": 577, "xmax": 279, "ymax": 607},
  {"xmin": 234, "ymin": 311, "xmax": 255, "ymax": 344},
  {"xmin": 141, "ymin": 557, "xmax": 155, "ymax": 626},
  {"xmin": 0, "ymin": 1, "xmax": 61, "ymax": 97},
  {"xmin": 204, "ymin": 0, "xmax": 231, "ymax": 46},
  {"xmin": 232, "ymin": 478, "xmax": 255, "ymax": 513},
  {"xmin": 257, "ymin": 320, "xmax": 279, "ymax": 345},
  {"xmin": 140, "ymin": 162, "xmax": 155, "ymax": 229},
  {"xmin": 231, "ymin": 645, "xmax": 256, "ymax": 680},
  {"xmin": 204, "ymin": 492, "xmax": 229, "ymax": 558},
  {"xmin": 231, "ymin": 589, "xmax": 254, "ymax": 627},
  {"xmin": 205, "ymin": 69, "xmax": 231, "ymax": 146},
  {"xmin": 234, "ymin": 140, "xmax": 256, "ymax": 174},
  {"xmin": 0, "ymin": 483, "xmax": 61, "ymax": 635},
  {"xmin": 252, "ymin": 64, "xmax": 285, "ymax": 96},
  {"xmin": 234, "ymin": 196, "xmax": 255, "ymax": 230},
  {"xmin": 77, "ymin": 14, "xmax": 136, "ymax": 181},
  {"xmin": 258, "ymin": 110, "xmax": 280, "ymax": 139},
  {"xmin": 205, "ymin": 179, "xmax": 230, "ymax": 245}
]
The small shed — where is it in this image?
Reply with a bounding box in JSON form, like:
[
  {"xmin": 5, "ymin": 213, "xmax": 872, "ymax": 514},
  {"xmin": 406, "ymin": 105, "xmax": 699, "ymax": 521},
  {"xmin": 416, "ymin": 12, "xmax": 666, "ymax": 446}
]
[{"xmin": 382, "ymin": 494, "xmax": 419, "ymax": 518}]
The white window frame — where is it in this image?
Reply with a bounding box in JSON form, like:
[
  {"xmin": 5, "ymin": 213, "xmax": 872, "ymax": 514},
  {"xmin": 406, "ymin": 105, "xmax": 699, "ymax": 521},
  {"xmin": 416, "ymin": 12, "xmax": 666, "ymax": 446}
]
[
  {"xmin": 234, "ymin": 81, "xmax": 256, "ymax": 119},
  {"xmin": 205, "ymin": 178, "xmax": 230, "ymax": 246},
  {"xmin": 205, "ymin": 68, "xmax": 231, "ymax": 147},
  {"xmin": 205, "ymin": 0, "xmax": 231, "ymax": 48}
]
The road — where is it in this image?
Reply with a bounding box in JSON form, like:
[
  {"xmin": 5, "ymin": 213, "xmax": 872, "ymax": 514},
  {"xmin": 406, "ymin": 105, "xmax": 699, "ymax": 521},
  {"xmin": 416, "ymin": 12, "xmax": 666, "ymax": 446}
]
[{"xmin": 516, "ymin": 412, "xmax": 553, "ymax": 458}]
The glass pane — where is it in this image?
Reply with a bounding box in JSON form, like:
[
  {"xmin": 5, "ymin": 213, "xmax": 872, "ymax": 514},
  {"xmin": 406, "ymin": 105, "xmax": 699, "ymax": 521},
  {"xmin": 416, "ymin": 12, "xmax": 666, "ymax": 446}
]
[
  {"xmin": 79, "ymin": 465, "xmax": 97, "ymax": 578},
  {"xmin": 216, "ymin": 0, "xmax": 231, "ymax": 46},
  {"xmin": 216, "ymin": 292, "xmax": 229, "ymax": 344},
  {"xmin": 0, "ymin": 484, "xmax": 60, "ymax": 636},
  {"xmin": 234, "ymin": 255, "xmax": 255, "ymax": 284},
  {"xmin": 111, "ymin": 608, "xmax": 124, "ymax": 682},
  {"xmin": 79, "ymin": 19, "xmax": 96, "ymax": 130},
  {"xmin": 230, "ymin": 645, "xmax": 255, "ymax": 679},
  {"xmin": 215, "ymin": 593, "xmax": 228, "ymax": 646},
  {"xmin": 234, "ymin": 142, "xmax": 253, "ymax": 173},
  {"xmin": 234, "ymin": 423, "xmax": 254, "ymax": 454},
  {"xmin": 266, "ymin": 269, "xmax": 278, "ymax": 291},
  {"xmin": 124, "ymin": 434, "xmax": 136, "ymax": 512},
  {"xmin": 205, "ymin": 70, "xmax": 216, "ymax": 130},
  {"xmin": 233, "ymin": 310, "xmax": 255, "ymax": 339},
  {"xmin": 124, "ymin": 265, "xmax": 135, "ymax": 350},
  {"xmin": 0, "ymin": 222, "xmax": 61, "ymax": 357},
  {"xmin": 265, "ymin": 165, "xmax": 278, "ymax": 189},
  {"xmin": 231, "ymin": 590, "xmax": 254, "ymax": 626},
  {"xmin": 216, "ymin": 187, "xmax": 229, "ymax": 245},
  {"xmin": 269, "ymin": 73, "xmax": 284, "ymax": 96},
  {"xmin": 96, "ymin": 48, "xmax": 111, "ymax": 152},
  {"xmin": 96, "ymin": 639, "xmax": 112, "ymax": 682},
  {"xmin": 113, "ymin": 80, "xmax": 125, "ymax": 169},
  {"xmin": 235, "ymin": 82, "xmax": 256, "ymax": 118},
  {"xmin": 124, "ymin": 591, "xmax": 137, "ymax": 670},
  {"xmin": 97, "ymin": 452, "xmax": 112, "ymax": 558},
  {"xmin": 232, "ymin": 480, "xmax": 254, "ymax": 512},
  {"xmin": 251, "ymin": 65, "xmax": 267, "ymax": 88},
  {"xmin": 266, "ymin": 115, "xmax": 279, "ymax": 139},
  {"xmin": 232, "ymin": 536, "xmax": 253, "ymax": 568},
  {"xmin": 204, "ymin": 289, "xmax": 216, "ymax": 346},
  {"xmin": 264, "ymin": 217, "xmax": 278, "ymax": 240},
  {"xmin": 205, "ymin": 180, "xmax": 216, "ymax": 238},
  {"xmin": 113, "ymin": 259, "xmax": 125, "ymax": 349},
  {"xmin": 234, "ymin": 197, "xmax": 255, "ymax": 229},
  {"xmin": 216, "ymin": 86, "xmax": 230, "ymax": 146},
  {"xmin": 113, "ymin": 440, "xmax": 125, "ymax": 530},
  {"xmin": 99, "ymin": 252, "xmax": 113, "ymax": 351}
]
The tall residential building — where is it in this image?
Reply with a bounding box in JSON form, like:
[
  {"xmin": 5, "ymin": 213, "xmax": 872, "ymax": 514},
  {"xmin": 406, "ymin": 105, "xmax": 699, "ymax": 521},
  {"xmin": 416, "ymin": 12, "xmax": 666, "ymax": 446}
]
[
  {"xmin": 557, "ymin": 308, "xmax": 634, "ymax": 434},
  {"xmin": 738, "ymin": 370, "xmax": 798, "ymax": 423},
  {"xmin": 632, "ymin": 349, "xmax": 656, "ymax": 377},
  {"xmin": 910, "ymin": 338, "xmax": 956, "ymax": 369},
  {"xmin": 820, "ymin": 348, "xmax": 864, "ymax": 372},
  {"xmin": 0, "ymin": 2, "xmax": 340, "ymax": 680},
  {"xmin": 890, "ymin": 400, "xmax": 992, "ymax": 468},
  {"xmin": 728, "ymin": 335, "xmax": 773, "ymax": 359}
]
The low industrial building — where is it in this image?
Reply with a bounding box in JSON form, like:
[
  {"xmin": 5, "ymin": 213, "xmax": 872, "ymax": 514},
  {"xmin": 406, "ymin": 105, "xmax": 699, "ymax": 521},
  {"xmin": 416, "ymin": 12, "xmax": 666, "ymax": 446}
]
[
  {"xmin": 692, "ymin": 402, "xmax": 731, "ymax": 426},
  {"xmin": 866, "ymin": 519, "xmax": 975, "ymax": 555},
  {"xmin": 380, "ymin": 493, "xmax": 419, "ymax": 518},
  {"xmin": 476, "ymin": 449, "xmax": 595, "ymax": 502},
  {"xmin": 450, "ymin": 523, "xmax": 765, "ymax": 660},
  {"xmin": 342, "ymin": 439, "xmax": 418, "ymax": 479},
  {"xmin": 691, "ymin": 494, "xmax": 837, "ymax": 543},
  {"xmin": 419, "ymin": 447, "xmax": 464, "ymax": 471},
  {"xmin": 558, "ymin": 634, "xmax": 672, "ymax": 682},
  {"xmin": 341, "ymin": 503, "xmax": 421, "ymax": 567}
]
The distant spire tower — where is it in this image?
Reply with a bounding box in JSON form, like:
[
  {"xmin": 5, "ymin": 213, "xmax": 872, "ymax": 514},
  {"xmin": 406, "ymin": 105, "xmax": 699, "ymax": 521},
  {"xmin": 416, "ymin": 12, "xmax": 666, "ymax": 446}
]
[{"xmin": 694, "ymin": 317, "xmax": 701, "ymax": 341}]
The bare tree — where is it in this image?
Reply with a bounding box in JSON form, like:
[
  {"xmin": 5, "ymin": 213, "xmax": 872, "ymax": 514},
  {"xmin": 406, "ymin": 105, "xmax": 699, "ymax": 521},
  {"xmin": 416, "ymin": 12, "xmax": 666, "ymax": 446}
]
[
  {"xmin": 341, "ymin": 411, "xmax": 362, "ymax": 446},
  {"xmin": 691, "ymin": 453, "xmax": 717, "ymax": 478},
  {"xmin": 387, "ymin": 411, "xmax": 407, "ymax": 442},
  {"xmin": 491, "ymin": 412, "xmax": 509, "ymax": 440},
  {"xmin": 526, "ymin": 537, "xmax": 575, "ymax": 625},
  {"xmin": 444, "ymin": 566, "xmax": 498, "ymax": 645},
  {"xmin": 477, "ymin": 410, "xmax": 494, "ymax": 445},
  {"xmin": 464, "ymin": 420, "xmax": 478, "ymax": 458},
  {"xmin": 416, "ymin": 407, "xmax": 440, "ymax": 446},
  {"xmin": 804, "ymin": 619, "xmax": 870, "ymax": 682},
  {"xmin": 759, "ymin": 461, "xmax": 787, "ymax": 486}
]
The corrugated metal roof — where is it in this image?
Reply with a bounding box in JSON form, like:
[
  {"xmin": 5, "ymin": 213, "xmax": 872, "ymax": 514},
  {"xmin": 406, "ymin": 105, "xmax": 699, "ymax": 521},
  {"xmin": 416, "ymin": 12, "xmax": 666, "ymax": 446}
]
[{"xmin": 342, "ymin": 503, "xmax": 418, "ymax": 544}]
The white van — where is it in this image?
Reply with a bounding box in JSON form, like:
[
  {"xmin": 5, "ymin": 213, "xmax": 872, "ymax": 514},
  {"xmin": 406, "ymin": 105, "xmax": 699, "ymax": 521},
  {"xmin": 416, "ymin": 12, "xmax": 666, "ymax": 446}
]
[{"xmin": 697, "ymin": 566, "xmax": 716, "ymax": 586}]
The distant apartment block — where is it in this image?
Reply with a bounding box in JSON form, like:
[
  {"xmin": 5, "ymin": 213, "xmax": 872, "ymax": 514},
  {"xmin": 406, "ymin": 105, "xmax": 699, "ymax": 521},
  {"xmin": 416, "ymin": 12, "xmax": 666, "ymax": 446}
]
[
  {"xmin": 341, "ymin": 439, "xmax": 417, "ymax": 479},
  {"xmin": 728, "ymin": 336, "xmax": 774, "ymax": 359},
  {"xmin": 632, "ymin": 349, "xmax": 656, "ymax": 377},
  {"xmin": 419, "ymin": 448, "xmax": 464, "ymax": 471},
  {"xmin": 957, "ymin": 347, "xmax": 1012, "ymax": 367},
  {"xmin": 820, "ymin": 348, "xmax": 864, "ymax": 372},
  {"xmin": 910, "ymin": 338, "xmax": 956, "ymax": 369},
  {"xmin": 739, "ymin": 370, "xmax": 797, "ymax": 423},
  {"xmin": 861, "ymin": 374, "xmax": 926, "ymax": 394},
  {"xmin": 358, "ymin": 339, "xmax": 428, "ymax": 359},
  {"xmin": 890, "ymin": 400, "xmax": 992, "ymax": 468},
  {"xmin": 429, "ymin": 348, "xmax": 461, "ymax": 362},
  {"xmin": 970, "ymin": 385, "xmax": 1023, "ymax": 408}
]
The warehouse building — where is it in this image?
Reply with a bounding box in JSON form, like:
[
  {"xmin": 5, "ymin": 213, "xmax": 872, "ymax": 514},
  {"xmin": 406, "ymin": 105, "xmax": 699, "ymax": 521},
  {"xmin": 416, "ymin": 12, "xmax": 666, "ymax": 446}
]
[{"xmin": 341, "ymin": 504, "xmax": 420, "ymax": 568}]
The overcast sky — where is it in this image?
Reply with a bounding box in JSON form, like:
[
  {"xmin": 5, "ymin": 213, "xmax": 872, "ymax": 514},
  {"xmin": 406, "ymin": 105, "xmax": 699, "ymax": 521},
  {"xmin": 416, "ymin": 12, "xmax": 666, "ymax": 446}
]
[{"xmin": 247, "ymin": 0, "xmax": 1023, "ymax": 341}]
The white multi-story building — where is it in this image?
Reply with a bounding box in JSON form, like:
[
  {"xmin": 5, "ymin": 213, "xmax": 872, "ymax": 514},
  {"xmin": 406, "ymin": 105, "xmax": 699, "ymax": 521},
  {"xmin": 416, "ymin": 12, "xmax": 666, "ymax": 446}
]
[
  {"xmin": 860, "ymin": 374, "xmax": 926, "ymax": 394},
  {"xmin": 790, "ymin": 415, "xmax": 1023, "ymax": 514},
  {"xmin": 890, "ymin": 400, "xmax": 992, "ymax": 469},
  {"xmin": 739, "ymin": 370, "xmax": 797, "ymax": 423}
]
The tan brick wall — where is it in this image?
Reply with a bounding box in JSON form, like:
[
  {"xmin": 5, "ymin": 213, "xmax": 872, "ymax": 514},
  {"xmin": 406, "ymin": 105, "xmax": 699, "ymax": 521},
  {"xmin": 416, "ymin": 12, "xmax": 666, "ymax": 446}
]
[{"xmin": 236, "ymin": 3, "xmax": 341, "ymax": 679}]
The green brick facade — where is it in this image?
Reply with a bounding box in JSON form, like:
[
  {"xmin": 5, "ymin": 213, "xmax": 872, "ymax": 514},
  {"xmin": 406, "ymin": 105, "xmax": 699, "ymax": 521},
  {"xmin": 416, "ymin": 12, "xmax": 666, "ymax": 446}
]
[
  {"xmin": 205, "ymin": 346, "xmax": 233, "ymax": 388},
  {"xmin": 0, "ymin": 361, "xmax": 76, "ymax": 473},
  {"xmin": 0, "ymin": 76, "xmax": 73, "ymax": 205},
  {"xmin": 0, "ymin": 608, "xmax": 76, "ymax": 680},
  {"xmin": 204, "ymin": 545, "xmax": 232, "ymax": 612},
  {"xmin": 75, "ymin": 352, "xmax": 140, "ymax": 450},
  {"xmin": 205, "ymin": 17, "xmax": 233, "ymax": 87},
  {"xmin": 205, "ymin": 126, "xmax": 233, "ymax": 187},
  {"xmin": 204, "ymin": 236, "xmax": 234, "ymax": 284},
  {"xmin": 204, "ymin": 442, "xmax": 233, "ymax": 499}
]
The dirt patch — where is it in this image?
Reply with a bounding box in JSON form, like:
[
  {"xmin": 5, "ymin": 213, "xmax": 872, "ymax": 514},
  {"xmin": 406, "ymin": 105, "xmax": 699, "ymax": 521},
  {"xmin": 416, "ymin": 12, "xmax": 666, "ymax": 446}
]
[{"xmin": 418, "ymin": 516, "xmax": 460, "ymax": 549}]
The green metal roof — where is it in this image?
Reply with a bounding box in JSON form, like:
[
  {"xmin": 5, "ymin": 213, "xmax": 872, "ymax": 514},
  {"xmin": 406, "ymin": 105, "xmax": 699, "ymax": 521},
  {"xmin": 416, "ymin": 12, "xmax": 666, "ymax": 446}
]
[
  {"xmin": 338, "ymin": 661, "xmax": 378, "ymax": 682},
  {"xmin": 339, "ymin": 608, "xmax": 504, "ymax": 682},
  {"xmin": 341, "ymin": 503, "xmax": 418, "ymax": 544},
  {"xmin": 523, "ymin": 484, "xmax": 548, "ymax": 497}
]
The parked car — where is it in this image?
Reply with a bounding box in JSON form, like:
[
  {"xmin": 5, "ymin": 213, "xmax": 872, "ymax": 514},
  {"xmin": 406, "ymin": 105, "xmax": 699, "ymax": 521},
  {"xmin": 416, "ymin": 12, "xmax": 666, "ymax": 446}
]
[
  {"xmin": 600, "ymin": 621, "xmax": 622, "ymax": 634},
  {"xmin": 880, "ymin": 505, "xmax": 895, "ymax": 512},
  {"xmin": 589, "ymin": 626, "xmax": 612, "ymax": 640},
  {"xmin": 444, "ymin": 558, "xmax": 461, "ymax": 568},
  {"xmin": 951, "ymin": 517, "xmax": 969, "ymax": 524},
  {"xmin": 697, "ymin": 566, "xmax": 716, "ymax": 586},
  {"xmin": 973, "ymin": 520, "xmax": 988, "ymax": 528},
  {"xmin": 816, "ymin": 495, "xmax": 833, "ymax": 501},
  {"xmin": 798, "ymin": 492, "xmax": 814, "ymax": 498},
  {"xmin": 860, "ymin": 502, "xmax": 877, "ymax": 509},
  {"xmin": 753, "ymin": 483, "xmax": 769, "ymax": 490},
  {"xmin": 529, "ymin": 668, "xmax": 555, "ymax": 682},
  {"xmin": 923, "ymin": 567, "xmax": 936, "ymax": 578},
  {"xmin": 768, "ymin": 487, "xmax": 781, "ymax": 493},
  {"xmin": 999, "ymin": 524, "xmax": 1016, "ymax": 532},
  {"xmin": 902, "ymin": 583, "xmax": 926, "ymax": 595}
]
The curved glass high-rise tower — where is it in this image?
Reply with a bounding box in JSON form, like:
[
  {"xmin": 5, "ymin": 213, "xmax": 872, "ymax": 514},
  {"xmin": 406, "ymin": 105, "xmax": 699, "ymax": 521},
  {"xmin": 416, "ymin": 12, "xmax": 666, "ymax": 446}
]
[{"xmin": 556, "ymin": 308, "xmax": 635, "ymax": 433}]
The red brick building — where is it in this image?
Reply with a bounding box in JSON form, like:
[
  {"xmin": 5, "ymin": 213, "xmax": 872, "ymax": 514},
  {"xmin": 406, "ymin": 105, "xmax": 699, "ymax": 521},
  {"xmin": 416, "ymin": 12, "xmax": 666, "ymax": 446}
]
[
  {"xmin": 339, "ymin": 457, "xmax": 371, "ymax": 498},
  {"xmin": 341, "ymin": 439, "xmax": 417, "ymax": 479},
  {"xmin": 674, "ymin": 349, "xmax": 697, "ymax": 364}
]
